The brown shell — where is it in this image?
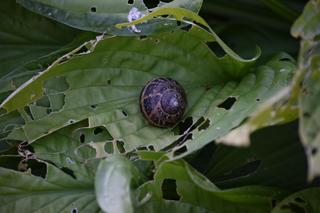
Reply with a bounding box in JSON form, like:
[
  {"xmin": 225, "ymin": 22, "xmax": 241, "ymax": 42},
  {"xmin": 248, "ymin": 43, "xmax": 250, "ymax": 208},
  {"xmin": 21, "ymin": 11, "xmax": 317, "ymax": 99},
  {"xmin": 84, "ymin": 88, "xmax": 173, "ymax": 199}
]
[{"xmin": 140, "ymin": 77, "xmax": 187, "ymax": 127}]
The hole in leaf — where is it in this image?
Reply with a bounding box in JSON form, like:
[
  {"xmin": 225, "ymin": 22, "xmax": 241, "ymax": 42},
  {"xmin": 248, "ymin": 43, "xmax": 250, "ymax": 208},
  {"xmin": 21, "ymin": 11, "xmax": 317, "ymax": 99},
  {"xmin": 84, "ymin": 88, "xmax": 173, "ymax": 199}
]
[
  {"xmin": 71, "ymin": 208, "xmax": 78, "ymax": 213},
  {"xmin": 107, "ymin": 80, "xmax": 111, "ymax": 85},
  {"xmin": 294, "ymin": 197, "xmax": 306, "ymax": 204},
  {"xmin": 128, "ymin": 0, "xmax": 134, "ymax": 4},
  {"xmin": 24, "ymin": 106, "xmax": 34, "ymax": 120},
  {"xmin": 303, "ymin": 112, "xmax": 311, "ymax": 118},
  {"xmin": 61, "ymin": 167, "xmax": 76, "ymax": 179},
  {"xmin": 143, "ymin": 0, "xmax": 159, "ymax": 9},
  {"xmin": 90, "ymin": 7, "xmax": 97, "ymax": 12},
  {"xmin": 279, "ymin": 58, "xmax": 292, "ymax": 62},
  {"xmin": 137, "ymin": 147, "xmax": 148, "ymax": 151},
  {"xmin": 19, "ymin": 159, "xmax": 46, "ymax": 178},
  {"xmin": 217, "ymin": 97, "xmax": 237, "ymax": 110},
  {"xmin": 162, "ymin": 179, "xmax": 180, "ymax": 200},
  {"xmin": 139, "ymin": 35, "xmax": 147, "ymax": 40},
  {"xmin": 122, "ymin": 110, "xmax": 128, "ymax": 117},
  {"xmin": 148, "ymin": 145, "xmax": 155, "ymax": 151},
  {"xmin": 271, "ymin": 199, "xmax": 277, "ymax": 208},
  {"xmin": 154, "ymin": 39, "xmax": 160, "ymax": 43},
  {"xmin": 90, "ymin": 104, "xmax": 97, "ymax": 109},
  {"xmin": 116, "ymin": 140, "xmax": 125, "ymax": 153},
  {"xmin": 94, "ymin": 127, "xmax": 103, "ymax": 135},
  {"xmin": 311, "ymin": 147, "xmax": 318, "ymax": 156},
  {"xmin": 74, "ymin": 45, "xmax": 89, "ymax": 54},
  {"xmin": 104, "ymin": 142, "xmax": 114, "ymax": 154},
  {"xmin": 181, "ymin": 24, "xmax": 192, "ymax": 31},
  {"xmin": 198, "ymin": 119, "xmax": 210, "ymax": 131},
  {"xmin": 256, "ymin": 98, "xmax": 260, "ymax": 102},
  {"xmin": 174, "ymin": 117, "xmax": 193, "ymax": 135},
  {"xmin": 173, "ymin": 146, "xmax": 187, "ymax": 157},
  {"xmin": 280, "ymin": 203, "xmax": 306, "ymax": 213},
  {"xmin": 80, "ymin": 134, "xmax": 85, "ymax": 143}
]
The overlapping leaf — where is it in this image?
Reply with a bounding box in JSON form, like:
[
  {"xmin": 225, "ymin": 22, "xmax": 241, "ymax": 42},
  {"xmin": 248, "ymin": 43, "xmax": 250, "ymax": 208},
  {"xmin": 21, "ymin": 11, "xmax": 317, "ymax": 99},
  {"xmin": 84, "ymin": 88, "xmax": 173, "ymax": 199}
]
[
  {"xmin": 137, "ymin": 160, "xmax": 286, "ymax": 213},
  {"xmin": 17, "ymin": 0, "xmax": 202, "ymax": 35}
]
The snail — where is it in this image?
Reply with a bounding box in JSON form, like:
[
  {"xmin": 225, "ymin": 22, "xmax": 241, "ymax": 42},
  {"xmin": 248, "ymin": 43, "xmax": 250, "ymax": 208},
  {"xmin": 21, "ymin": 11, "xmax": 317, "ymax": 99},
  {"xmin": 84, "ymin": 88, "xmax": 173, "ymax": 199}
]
[{"xmin": 140, "ymin": 77, "xmax": 187, "ymax": 128}]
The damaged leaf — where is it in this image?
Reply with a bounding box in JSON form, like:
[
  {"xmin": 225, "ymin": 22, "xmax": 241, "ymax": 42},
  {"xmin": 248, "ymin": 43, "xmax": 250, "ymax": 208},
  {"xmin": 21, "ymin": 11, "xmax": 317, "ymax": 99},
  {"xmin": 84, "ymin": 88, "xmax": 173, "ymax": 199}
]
[{"xmin": 1, "ymin": 29, "xmax": 295, "ymax": 159}]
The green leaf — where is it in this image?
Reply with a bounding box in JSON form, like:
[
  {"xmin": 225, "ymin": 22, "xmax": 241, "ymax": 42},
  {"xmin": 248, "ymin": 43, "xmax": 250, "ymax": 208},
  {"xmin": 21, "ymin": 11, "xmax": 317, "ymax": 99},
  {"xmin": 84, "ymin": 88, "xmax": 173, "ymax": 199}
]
[
  {"xmin": 95, "ymin": 155, "xmax": 143, "ymax": 213},
  {"xmin": 0, "ymin": 29, "xmax": 295, "ymax": 158},
  {"xmin": 115, "ymin": 7, "xmax": 261, "ymax": 62},
  {"xmin": 271, "ymin": 187, "xmax": 320, "ymax": 213},
  {"xmin": 138, "ymin": 160, "xmax": 285, "ymax": 213},
  {"xmin": 17, "ymin": 0, "xmax": 202, "ymax": 35},
  {"xmin": 299, "ymin": 55, "xmax": 320, "ymax": 180},
  {"xmin": 0, "ymin": 0, "xmax": 84, "ymax": 101},
  {"xmin": 190, "ymin": 121, "xmax": 308, "ymax": 191},
  {"xmin": 291, "ymin": 0, "xmax": 320, "ymax": 180},
  {"xmin": 291, "ymin": 0, "xmax": 320, "ymax": 39},
  {"xmin": 0, "ymin": 163, "xmax": 101, "ymax": 213}
]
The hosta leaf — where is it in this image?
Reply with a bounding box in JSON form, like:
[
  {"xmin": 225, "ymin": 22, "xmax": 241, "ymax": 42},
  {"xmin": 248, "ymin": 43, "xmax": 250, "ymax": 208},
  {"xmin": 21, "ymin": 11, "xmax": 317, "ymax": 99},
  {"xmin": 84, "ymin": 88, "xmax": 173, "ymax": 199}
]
[
  {"xmin": 95, "ymin": 155, "xmax": 143, "ymax": 213},
  {"xmin": 0, "ymin": 29, "xmax": 295, "ymax": 158},
  {"xmin": 271, "ymin": 187, "xmax": 320, "ymax": 213},
  {"xmin": 0, "ymin": 0, "xmax": 84, "ymax": 101},
  {"xmin": 17, "ymin": 0, "xmax": 202, "ymax": 35},
  {"xmin": 138, "ymin": 160, "xmax": 285, "ymax": 213},
  {"xmin": 0, "ymin": 163, "xmax": 101, "ymax": 213}
]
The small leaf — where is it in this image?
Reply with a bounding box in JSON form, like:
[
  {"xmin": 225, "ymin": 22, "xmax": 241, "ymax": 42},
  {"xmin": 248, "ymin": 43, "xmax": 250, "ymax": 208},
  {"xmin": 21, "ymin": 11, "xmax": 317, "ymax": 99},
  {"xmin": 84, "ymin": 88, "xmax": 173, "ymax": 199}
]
[{"xmin": 95, "ymin": 155, "xmax": 142, "ymax": 213}]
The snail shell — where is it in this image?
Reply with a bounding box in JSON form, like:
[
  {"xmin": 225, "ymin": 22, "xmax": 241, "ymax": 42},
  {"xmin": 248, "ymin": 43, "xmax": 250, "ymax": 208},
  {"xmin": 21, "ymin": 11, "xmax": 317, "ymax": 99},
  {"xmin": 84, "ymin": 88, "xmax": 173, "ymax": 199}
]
[{"xmin": 140, "ymin": 77, "xmax": 187, "ymax": 127}]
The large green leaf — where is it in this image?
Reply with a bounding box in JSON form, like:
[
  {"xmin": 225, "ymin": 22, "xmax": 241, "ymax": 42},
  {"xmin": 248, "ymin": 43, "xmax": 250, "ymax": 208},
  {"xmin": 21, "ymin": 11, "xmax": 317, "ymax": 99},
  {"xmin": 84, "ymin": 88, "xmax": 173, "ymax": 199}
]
[
  {"xmin": 17, "ymin": 0, "xmax": 202, "ymax": 35},
  {"xmin": 0, "ymin": 28, "xmax": 295, "ymax": 158},
  {"xmin": 0, "ymin": 163, "xmax": 101, "ymax": 213},
  {"xmin": 138, "ymin": 160, "xmax": 286, "ymax": 213},
  {"xmin": 271, "ymin": 187, "xmax": 320, "ymax": 213},
  {"xmin": 0, "ymin": 0, "xmax": 85, "ymax": 100}
]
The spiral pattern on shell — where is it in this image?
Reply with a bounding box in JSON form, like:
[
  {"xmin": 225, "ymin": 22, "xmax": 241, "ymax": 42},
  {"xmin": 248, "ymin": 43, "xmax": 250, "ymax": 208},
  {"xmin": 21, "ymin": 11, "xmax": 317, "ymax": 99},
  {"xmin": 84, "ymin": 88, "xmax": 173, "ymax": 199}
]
[{"xmin": 140, "ymin": 77, "xmax": 187, "ymax": 128}]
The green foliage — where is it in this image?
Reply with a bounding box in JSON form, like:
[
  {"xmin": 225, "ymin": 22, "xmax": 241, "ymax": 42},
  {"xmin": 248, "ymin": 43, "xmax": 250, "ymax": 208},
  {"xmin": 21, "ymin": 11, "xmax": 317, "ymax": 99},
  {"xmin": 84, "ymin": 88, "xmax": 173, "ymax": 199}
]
[
  {"xmin": 0, "ymin": 0, "xmax": 319, "ymax": 213},
  {"xmin": 0, "ymin": 163, "xmax": 100, "ymax": 213},
  {"xmin": 17, "ymin": 0, "xmax": 202, "ymax": 35}
]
